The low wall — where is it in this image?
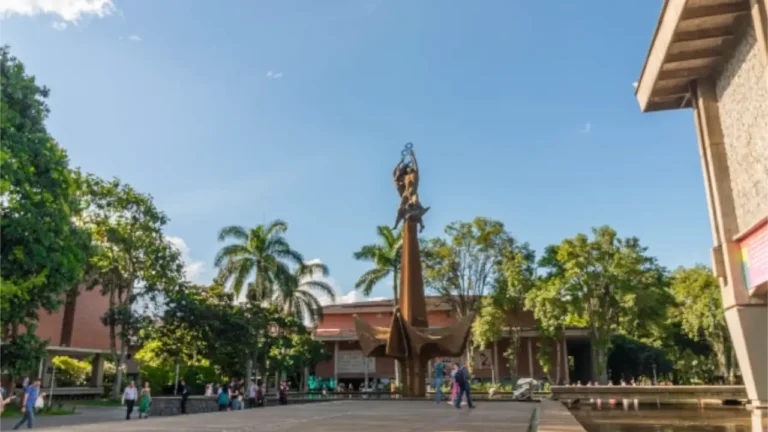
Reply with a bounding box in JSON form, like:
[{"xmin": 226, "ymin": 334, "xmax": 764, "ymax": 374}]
[
  {"xmin": 150, "ymin": 397, "xmax": 219, "ymax": 417},
  {"xmin": 550, "ymin": 385, "xmax": 748, "ymax": 402},
  {"xmin": 149, "ymin": 396, "xmax": 327, "ymax": 417}
]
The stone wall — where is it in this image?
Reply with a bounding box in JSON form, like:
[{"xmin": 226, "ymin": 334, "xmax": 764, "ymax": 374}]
[
  {"xmin": 149, "ymin": 396, "xmax": 326, "ymax": 417},
  {"xmin": 150, "ymin": 396, "xmax": 220, "ymax": 417},
  {"xmin": 715, "ymin": 23, "xmax": 768, "ymax": 234}
]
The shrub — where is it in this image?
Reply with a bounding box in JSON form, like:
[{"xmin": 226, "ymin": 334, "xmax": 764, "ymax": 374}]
[{"xmin": 51, "ymin": 356, "xmax": 90, "ymax": 387}]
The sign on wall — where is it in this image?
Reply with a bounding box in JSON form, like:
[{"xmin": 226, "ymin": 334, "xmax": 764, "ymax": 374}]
[
  {"xmin": 739, "ymin": 222, "xmax": 768, "ymax": 291},
  {"xmin": 337, "ymin": 350, "xmax": 375, "ymax": 374}
]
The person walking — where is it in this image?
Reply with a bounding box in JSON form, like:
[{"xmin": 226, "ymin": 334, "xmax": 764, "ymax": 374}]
[
  {"xmin": 137, "ymin": 382, "xmax": 152, "ymax": 419},
  {"xmin": 12, "ymin": 377, "xmax": 45, "ymax": 430},
  {"xmin": 453, "ymin": 362, "xmax": 475, "ymax": 409},
  {"xmin": 122, "ymin": 381, "xmax": 138, "ymax": 420},
  {"xmin": 179, "ymin": 380, "xmax": 190, "ymax": 414},
  {"xmin": 433, "ymin": 357, "xmax": 446, "ymax": 404}
]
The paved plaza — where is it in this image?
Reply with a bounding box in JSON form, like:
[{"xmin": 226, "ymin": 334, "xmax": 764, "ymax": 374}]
[{"xmin": 35, "ymin": 400, "xmax": 540, "ymax": 432}]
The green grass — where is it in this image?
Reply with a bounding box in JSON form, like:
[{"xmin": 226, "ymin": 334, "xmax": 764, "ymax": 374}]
[{"xmin": 1, "ymin": 406, "xmax": 76, "ymax": 418}]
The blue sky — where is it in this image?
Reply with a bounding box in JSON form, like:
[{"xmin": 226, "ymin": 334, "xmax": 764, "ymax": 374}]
[{"xmin": 1, "ymin": 0, "xmax": 711, "ymax": 302}]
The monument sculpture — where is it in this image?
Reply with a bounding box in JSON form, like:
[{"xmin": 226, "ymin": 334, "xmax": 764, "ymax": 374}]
[{"xmin": 354, "ymin": 143, "xmax": 475, "ymax": 397}]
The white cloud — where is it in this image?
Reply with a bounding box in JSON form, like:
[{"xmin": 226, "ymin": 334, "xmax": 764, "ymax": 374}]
[
  {"xmin": 266, "ymin": 71, "xmax": 283, "ymax": 79},
  {"xmin": 580, "ymin": 122, "xmax": 591, "ymax": 134},
  {"xmin": 304, "ymin": 258, "xmax": 386, "ymax": 306},
  {"xmin": 127, "ymin": 34, "xmax": 141, "ymax": 42},
  {"xmin": 51, "ymin": 20, "xmax": 67, "ymax": 30},
  {"xmin": 0, "ymin": 0, "xmax": 115, "ymax": 22},
  {"xmin": 632, "ymin": 81, "xmax": 639, "ymax": 90},
  {"xmin": 166, "ymin": 236, "xmax": 207, "ymax": 284}
]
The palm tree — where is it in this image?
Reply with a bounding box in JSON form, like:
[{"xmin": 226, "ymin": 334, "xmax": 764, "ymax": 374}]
[
  {"xmin": 214, "ymin": 220, "xmax": 304, "ymax": 302},
  {"xmin": 353, "ymin": 225, "xmax": 403, "ymax": 303},
  {"xmin": 273, "ymin": 260, "xmax": 336, "ymax": 325}
]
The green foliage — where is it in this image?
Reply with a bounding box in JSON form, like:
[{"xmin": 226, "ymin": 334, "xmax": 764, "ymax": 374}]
[
  {"xmin": 0, "ymin": 46, "xmax": 92, "ymax": 383},
  {"xmin": 79, "ymin": 174, "xmax": 184, "ymax": 398},
  {"xmin": 534, "ymin": 226, "xmax": 667, "ymax": 383},
  {"xmin": 52, "ymin": 356, "xmax": 91, "ymax": 386},
  {"xmin": 215, "ymin": 220, "xmax": 304, "ymax": 302},
  {"xmin": 272, "ymin": 260, "xmax": 336, "ymax": 325},
  {"xmin": 422, "ymin": 217, "xmax": 524, "ymax": 317},
  {"xmin": 353, "ymin": 225, "xmax": 403, "ymax": 302},
  {"xmin": 668, "ymin": 265, "xmax": 730, "ymax": 379}
]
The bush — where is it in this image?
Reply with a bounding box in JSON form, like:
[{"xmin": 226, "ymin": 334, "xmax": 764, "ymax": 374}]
[{"xmin": 51, "ymin": 356, "xmax": 90, "ymax": 387}]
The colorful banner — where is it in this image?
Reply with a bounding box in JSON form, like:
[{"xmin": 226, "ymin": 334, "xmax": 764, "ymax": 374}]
[{"xmin": 740, "ymin": 222, "xmax": 768, "ymax": 291}]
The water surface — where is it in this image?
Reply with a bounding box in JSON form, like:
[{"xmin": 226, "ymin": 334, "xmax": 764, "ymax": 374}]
[{"xmin": 571, "ymin": 405, "xmax": 767, "ymax": 432}]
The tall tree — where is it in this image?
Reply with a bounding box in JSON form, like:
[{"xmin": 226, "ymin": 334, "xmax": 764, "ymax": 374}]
[
  {"xmin": 669, "ymin": 265, "xmax": 731, "ymax": 381},
  {"xmin": 0, "ymin": 47, "xmax": 92, "ymax": 388},
  {"xmin": 272, "ymin": 260, "xmax": 336, "ymax": 325},
  {"xmin": 214, "ymin": 220, "xmax": 304, "ymax": 302},
  {"xmin": 474, "ymin": 245, "xmax": 537, "ymax": 383},
  {"xmin": 525, "ymin": 276, "xmax": 568, "ymax": 384},
  {"xmin": 422, "ymin": 217, "xmax": 523, "ymax": 368},
  {"xmin": 353, "ymin": 225, "xmax": 403, "ymax": 303},
  {"xmin": 536, "ymin": 226, "xmax": 666, "ymax": 384},
  {"xmin": 82, "ymin": 175, "xmax": 185, "ymax": 399}
]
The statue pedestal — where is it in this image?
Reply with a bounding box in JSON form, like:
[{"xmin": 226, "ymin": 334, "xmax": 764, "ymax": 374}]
[{"xmin": 402, "ymin": 357, "xmax": 428, "ymax": 397}]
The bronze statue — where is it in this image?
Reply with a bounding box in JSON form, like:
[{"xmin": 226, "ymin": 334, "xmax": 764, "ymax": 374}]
[
  {"xmin": 353, "ymin": 141, "xmax": 474, "ymax": 397},
  {"xmin": 392, "ymin": 143, "xmax": 429, "ymax": 232}
]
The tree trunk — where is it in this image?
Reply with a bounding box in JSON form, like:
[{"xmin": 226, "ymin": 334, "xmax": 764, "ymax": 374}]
[
  {"xmin": 555, "ymin": 340, "xmax": 562, "ymax": 385},
  {"xmin": 392, "ymin": 269, "xmax": 399, "ymax": 306},
  {"xmin": 594, "ymin": 346, "xmax": 608, "ymax": 385},
  {"xmin": 245, "ymin": 357, "xmax": 253, "ymax": 394}
]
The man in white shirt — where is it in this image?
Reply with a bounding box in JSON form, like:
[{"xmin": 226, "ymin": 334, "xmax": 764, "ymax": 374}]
[{"xmin": 122, "ymin": 381, "xmax": 137, "ymax": 420}]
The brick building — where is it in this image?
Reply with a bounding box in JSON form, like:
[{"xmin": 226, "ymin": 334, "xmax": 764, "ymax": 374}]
[{"xmin": 312, "ymin": 297, "xmax": 593, "ymax": 389}]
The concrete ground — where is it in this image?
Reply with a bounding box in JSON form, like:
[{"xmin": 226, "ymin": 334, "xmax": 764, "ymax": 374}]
[
  {"xmin": 1, "ymin": 406, "xmax": 125, "ymax": 430},
  {"xmin": 33, "ymin": 400, "xmax": 540, "ymax": 432}
]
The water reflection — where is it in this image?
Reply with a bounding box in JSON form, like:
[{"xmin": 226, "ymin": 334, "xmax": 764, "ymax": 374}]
[{"xmin": 571, "ymin": 405, "xmax": 767, "ymax": 432}]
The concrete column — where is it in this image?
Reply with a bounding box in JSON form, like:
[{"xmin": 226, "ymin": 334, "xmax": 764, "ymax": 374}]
[
  {"xmin": 563, "ymin": 339, "xmax": 570, "ymax": 385},
  {"xmin": 492, "ymin": 341, "xmax": 499, "ymax": 385},
  {"xmin": 333, "ymin": 341, "xmax": 339, "ymax": 388},
  {"xmin": 90, "ymin": 354, "xmax": 105, "ymax": 387},
  {"xmin": 303, "ymin": 367, "xmax": 309, "ymax": 392},
  {"xmin": 693, "ymin": 80, "xmax": 768, "ymax": 408},
  {"xmin": 527, "ymin": 338, "xmax": 534, "ymax": 378},
  {"xmin": 750, "ymin": 0, "xmax": 768, "ymax": 62}
]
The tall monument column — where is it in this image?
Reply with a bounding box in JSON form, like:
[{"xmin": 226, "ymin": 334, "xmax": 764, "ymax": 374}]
[{"xmin": 353, "ymin": 143, "xmax": 475, "ymax": 397}]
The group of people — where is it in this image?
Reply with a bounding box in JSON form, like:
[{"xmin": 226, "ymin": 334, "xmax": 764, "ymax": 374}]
[
  {"xmin": 211, "ymin": 378, "xmax": 289, "ymax": 411},
  {"xmin": 122, "ymin": 380, "xmax": 152, "ymax": 420},
  {"xmin": 432, "ymin": 358, "xmax": 475, "ymax": 409}
]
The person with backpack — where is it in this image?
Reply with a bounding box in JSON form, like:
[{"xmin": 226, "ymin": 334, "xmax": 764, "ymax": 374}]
[
  {"xmin": 217, "ymin": 384, "xmax": 230, "ymax": 411},
  {"xmin": 453, "ymin": 362, "xmax": 475, "ymax": 409}
]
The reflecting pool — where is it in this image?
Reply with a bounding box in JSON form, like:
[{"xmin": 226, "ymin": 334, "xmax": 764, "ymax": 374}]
[{"xmin": 571, "ymin": 405, "xmax": 767, "ymax": 432}]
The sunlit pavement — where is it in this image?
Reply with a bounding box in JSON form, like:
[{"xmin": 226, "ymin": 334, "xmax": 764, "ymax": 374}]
[{"xmin": 32, "ymin": 400, "xmax": 538, "ymax": 432}]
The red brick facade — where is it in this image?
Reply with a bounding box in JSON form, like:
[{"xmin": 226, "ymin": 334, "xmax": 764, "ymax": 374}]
[{"xmin": 313, "ymin": 298, "xmax": 584, "ymax": 383}]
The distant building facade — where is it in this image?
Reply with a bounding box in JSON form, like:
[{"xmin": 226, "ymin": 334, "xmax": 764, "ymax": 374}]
[{"xmin": 312, "ymin": 297, "xmax": 593, "ymax": 389}]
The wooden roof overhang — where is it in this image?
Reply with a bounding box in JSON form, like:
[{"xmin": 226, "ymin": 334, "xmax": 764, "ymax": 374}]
[{"xmin": 635, "ymin": 0, "xmax": 753, "ymax": 112}]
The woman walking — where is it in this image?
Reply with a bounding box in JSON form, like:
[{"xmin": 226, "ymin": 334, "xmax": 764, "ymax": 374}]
[
  {"xmin": 138, "ymin": 382, "xmax": 152, "ymax": 419},
  {"xmin": 449, "ymin": 366, "xmax": 458, "ymax": 405}
]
